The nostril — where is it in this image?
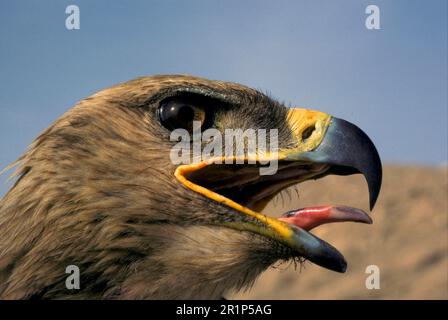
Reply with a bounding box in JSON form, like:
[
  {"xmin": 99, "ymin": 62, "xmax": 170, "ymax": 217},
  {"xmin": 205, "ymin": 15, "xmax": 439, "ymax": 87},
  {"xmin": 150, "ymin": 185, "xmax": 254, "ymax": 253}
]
[{"xmin": 302, "ymin": 125, "xmax": 315, "ymax": 142}]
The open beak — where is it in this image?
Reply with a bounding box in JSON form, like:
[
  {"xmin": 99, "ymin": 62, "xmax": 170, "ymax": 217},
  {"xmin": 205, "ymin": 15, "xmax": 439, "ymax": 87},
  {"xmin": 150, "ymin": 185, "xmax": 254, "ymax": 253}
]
[{"xmin": 175, "ymin": 108, "xmax": 382, "ymax": 273}]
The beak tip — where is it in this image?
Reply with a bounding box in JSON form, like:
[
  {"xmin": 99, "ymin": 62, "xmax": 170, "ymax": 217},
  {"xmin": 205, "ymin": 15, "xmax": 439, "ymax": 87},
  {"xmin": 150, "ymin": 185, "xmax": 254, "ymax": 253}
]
[
  {"xmin": 340, "ymin": 261, "xmax": 348, "ymax": 273},
  {"xmin": 292, "ymin": 226, "xmax": 348, "ymax": 273},
  {"xmin": 329, "ymin": 256, "xmax": 347, "ymax": 273},
  {"xmin": 369, "ymin": 198, "xmax": 376, "ymax": 211},
  {"xmin": 368, "ymin": 167, "xmax": 382, "ymax": 211}
]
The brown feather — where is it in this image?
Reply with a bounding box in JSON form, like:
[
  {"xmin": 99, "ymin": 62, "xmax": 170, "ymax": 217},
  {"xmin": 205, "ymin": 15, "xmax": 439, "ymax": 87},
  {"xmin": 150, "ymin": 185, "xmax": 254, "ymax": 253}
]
[{"xmin": 0, "ymin": 75, "xmax": 294, "ymax": 299}]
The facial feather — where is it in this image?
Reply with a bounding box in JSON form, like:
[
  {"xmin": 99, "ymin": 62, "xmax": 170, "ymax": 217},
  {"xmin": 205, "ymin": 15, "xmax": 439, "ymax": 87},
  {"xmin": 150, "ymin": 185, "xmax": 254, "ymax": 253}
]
[{"xmin": 0, "ymin": 75, "xmax": 294, "ymax": 299}]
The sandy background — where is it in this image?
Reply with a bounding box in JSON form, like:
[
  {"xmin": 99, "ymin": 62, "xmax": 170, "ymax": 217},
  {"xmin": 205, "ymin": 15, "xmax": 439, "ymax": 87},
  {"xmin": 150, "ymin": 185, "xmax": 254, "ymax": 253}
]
[{"xmin": 231, "ymin": 165, "xmax": 447, "ymax": 299}]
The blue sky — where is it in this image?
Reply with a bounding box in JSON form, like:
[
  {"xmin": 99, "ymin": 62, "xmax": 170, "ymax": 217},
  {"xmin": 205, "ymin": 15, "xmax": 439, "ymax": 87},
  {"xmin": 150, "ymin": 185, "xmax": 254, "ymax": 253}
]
[{"xmin": 0, "ymin": 0, "xmax": 447, "ymax": 194}]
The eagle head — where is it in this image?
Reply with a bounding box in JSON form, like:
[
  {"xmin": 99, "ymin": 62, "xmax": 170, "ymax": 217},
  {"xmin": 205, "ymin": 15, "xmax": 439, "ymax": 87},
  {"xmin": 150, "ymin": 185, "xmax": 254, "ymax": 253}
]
[{"xmin": 0, "ymin": 75, "xmax": 382, "ymax": 299}]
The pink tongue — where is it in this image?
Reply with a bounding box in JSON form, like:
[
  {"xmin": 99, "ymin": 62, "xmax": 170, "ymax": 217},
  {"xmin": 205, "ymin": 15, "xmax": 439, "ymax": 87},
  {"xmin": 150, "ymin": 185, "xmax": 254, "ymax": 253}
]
[{"xmin": 278, "ymin": 205, "xmax": 372, "ymax": 231}]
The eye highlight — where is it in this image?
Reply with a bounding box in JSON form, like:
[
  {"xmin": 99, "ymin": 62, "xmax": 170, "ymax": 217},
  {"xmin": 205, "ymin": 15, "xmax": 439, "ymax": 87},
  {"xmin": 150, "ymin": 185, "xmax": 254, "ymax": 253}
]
[{"xmin": 158, "ymin": 97, "xmax": 211, "ymax": 132}]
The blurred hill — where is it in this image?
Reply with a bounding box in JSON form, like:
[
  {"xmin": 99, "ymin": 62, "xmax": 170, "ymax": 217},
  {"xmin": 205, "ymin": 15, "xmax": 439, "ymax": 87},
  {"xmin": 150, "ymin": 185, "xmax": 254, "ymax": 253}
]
[{"xmin": 231, "ymin": 165, "xmax": 448, "ymax": 299}]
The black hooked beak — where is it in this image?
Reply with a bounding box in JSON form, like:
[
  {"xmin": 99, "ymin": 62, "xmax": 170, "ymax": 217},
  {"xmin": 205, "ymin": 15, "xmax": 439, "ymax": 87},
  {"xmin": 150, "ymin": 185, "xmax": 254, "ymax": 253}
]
[{"xmin": 286, "ymin": 117, "xmax": 382, "ymax": 210}]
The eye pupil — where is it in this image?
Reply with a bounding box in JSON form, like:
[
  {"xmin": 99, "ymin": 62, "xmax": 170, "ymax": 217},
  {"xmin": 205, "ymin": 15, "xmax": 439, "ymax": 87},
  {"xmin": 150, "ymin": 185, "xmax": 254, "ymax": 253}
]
[
  {"xmin": 177, "ymin": 105, "xmax": 195, "ymax": 122},
  {"xmin": 159, "ymin": 103, "xmax": 193, "ymax": 131},
  {"xmin": 158, "ymin": 98, "xmax": 210, "ymax": 132}
]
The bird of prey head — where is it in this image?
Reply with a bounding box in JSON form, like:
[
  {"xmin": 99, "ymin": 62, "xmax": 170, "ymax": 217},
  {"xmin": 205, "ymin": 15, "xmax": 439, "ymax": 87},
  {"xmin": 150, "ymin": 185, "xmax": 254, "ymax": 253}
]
[{"xmin": 0, "ymin": 75, "xmax": 381, "ymax": 299}]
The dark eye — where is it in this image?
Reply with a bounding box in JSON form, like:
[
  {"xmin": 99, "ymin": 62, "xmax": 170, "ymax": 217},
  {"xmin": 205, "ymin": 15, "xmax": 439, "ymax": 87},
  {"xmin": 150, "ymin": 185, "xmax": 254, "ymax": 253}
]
[{"xmin": 158, "ymin": 98, "xmax": 210, "ymax": 132}]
